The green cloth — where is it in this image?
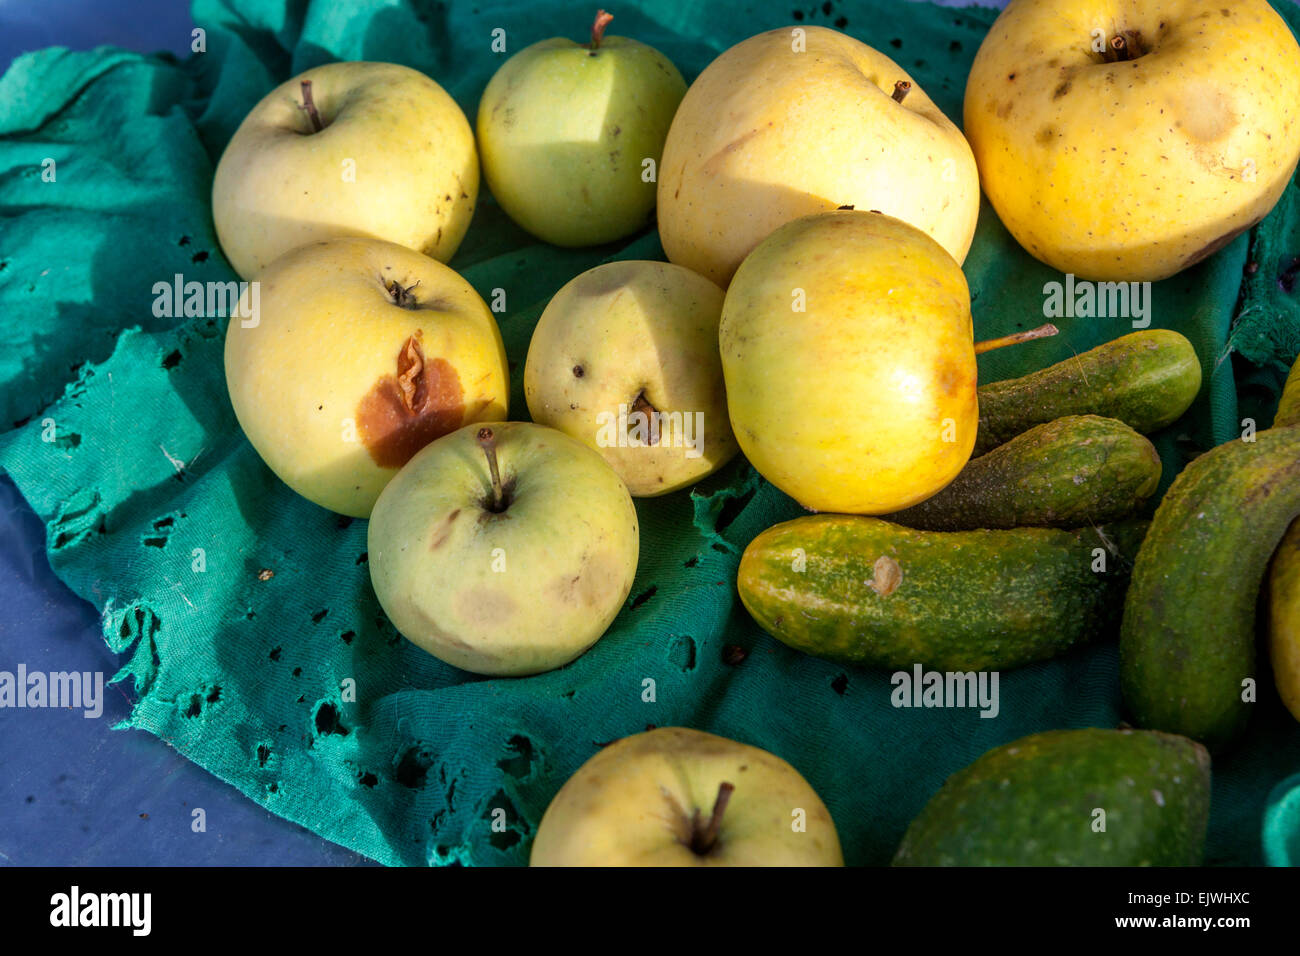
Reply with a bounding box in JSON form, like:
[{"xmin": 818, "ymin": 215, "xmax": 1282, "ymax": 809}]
[{"xmin": 2, "ymin": 0, "xmax": 1299, "ymax": 867}]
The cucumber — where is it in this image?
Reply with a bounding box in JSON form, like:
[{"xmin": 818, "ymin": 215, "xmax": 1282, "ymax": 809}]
[
  {"xmin": 890, "ymin": 415, "xmax": 1161, "ymax": 531},
  {"xmin": 1120, "ymin": 424, "xmax": 1300, "ymax": 751},
  {"xmin": 1270, "ymin": 356, "xmax": 1300, "ymax": 723},
  {"xmin": 975, "ymin": 329, "xmax": 1201, "ymax": 455},
  {"xmin": 737, "ymin": 515, "xmax": 1147, "ymax": 672},
  {"xmin": 892, "ymin": 728, "xmax": 1210, "ymax": 867}
]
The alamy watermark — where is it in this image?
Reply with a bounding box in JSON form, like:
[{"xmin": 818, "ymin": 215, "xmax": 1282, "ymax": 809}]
[
  {"xmin": 594, "ymin": 403, "xmax": 704, "ymax": 459},
  {"xmin": 1043, "ymin": 274, "xmax": 1150, "ymax": 328},
  {"xmin": 0, "ymin": 664, "xmax": 103, "ymax": 718},
  {"xmin": 152, "ymin": 274, "xmax": 260, "ymax": 328},
  {"xmin": 891, "ymin": 664, "xmax": 999, "ymax": 718}
]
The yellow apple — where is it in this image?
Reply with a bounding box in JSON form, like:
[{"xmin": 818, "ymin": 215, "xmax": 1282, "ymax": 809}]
[
  {"xmin": 720, "ymin": 210, "xmax": 977, "ymax": 514},
  {"xmin": 224, "ymin": 237, "xmax": 508, "ymax": 518},
  {"xmin": 368, "ymin": 422, "xmax": 639, "ymax": 676},
  {"xmin": 523, "ymin": 260, "xmax": 737, "ymax": 495},
  {"xmin": 657, "ymin": 25, "xmax": 979, "ymax": 287},
  {"xmin": 964, "ymin": 0, "xmax": 1300, "ymax": 281},
  {"xmin": 212, "ymin": 61, "xmax": 478, "ymax": 279},
  {"xmin": 530, "ymin": 727, "xmax": 843, "ymax": 866}
]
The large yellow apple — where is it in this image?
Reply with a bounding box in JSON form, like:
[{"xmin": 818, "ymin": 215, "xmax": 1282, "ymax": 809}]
[
  {"xmin": 224, "ymin": 237, "xmax": 508, "ymax": 518},
  {"xmin": 657, "ymin": 25, "xmax": 979, "ymax": 287},
  {"xmin": 212, "ymin": 62, "xmax": 478, "ymax": 279},
  {"xmin": 523, "ymin": 260, "xmax": 737, "ymax": 496},
  {"xmin": 530, "ymin": 727, "xmax": 843, "ymax": 866},
  {"xmin": 964, "ymin": 0, "xmax": 1300, "ymax": 281},
  {"xmin": 720, "ymin": 210, "xmax": 977, "ymax": 514}
]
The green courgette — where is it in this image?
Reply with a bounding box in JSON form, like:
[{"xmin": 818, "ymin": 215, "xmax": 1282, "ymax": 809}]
[
  {"xmin": 738, "ymin": 515, "xmax": 1147, "ymax": 672},
  {"xmin": 890, "ymin": 415, "xmax": 1161, "ymax": 531},
  {"xmin": 1120, "ymin": 424, "xmax": 1300, "ymax": 751},
  {"xmin": 892, "ymin": 728, "xmax": 1210, "ymax": 866},
  {"xmin": 975, "ymin": 329, "xmax": 1201, "ymax": 454}
]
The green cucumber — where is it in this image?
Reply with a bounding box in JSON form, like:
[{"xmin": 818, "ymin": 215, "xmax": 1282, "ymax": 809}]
[
  {"xmin": 975, "ymin": 329, "xmax": 1201, "ymax": 454},
  {"xmin": 890, "ymin": 415, "xmax": 1161, "ymax": 531},
  {"xmin": 737, "ymin": 515, "xmax": 1147, "ymax": 672},
  {"xmin": 892, "ymin": 728, "xmax": 1210, "ymax": 867},
  {"xmin": 1120, "ymin": 424, "xmax": 1300, "ymax": 751},
  {"xmin": 1269, "ymin": 356, "xmax": 1300, "ymax": 723}
]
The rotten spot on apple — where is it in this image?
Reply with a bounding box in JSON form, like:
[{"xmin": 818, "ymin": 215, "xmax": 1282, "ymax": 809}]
[{"xmin": 356, "ymin": 332, "xmax": 466, "ymax": 469}]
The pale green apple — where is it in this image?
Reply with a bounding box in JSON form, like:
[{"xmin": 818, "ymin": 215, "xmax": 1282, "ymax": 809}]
[
  {"xmin": 476, "ymin": 11, "xmax": 686, "ymax": 246},
  {"xmin": 530, "ymin": 727, "xmax": 844, "ymax": 866},
  {"xmin": 224, "ymin": 237, "xmax": 508, "ymax": 518},
  {"xmin": 964, "ymin": 0, "xmax": 1300, "ymax": 281},
  {"xmin": 213, "ymin": 61, "xmax": 478, "ymax": 279},
  {"xmin": 523, "ymin": 260, "xmax": 736, "ymax": 496},
  {"xmin": 367, "ymin": 421, "xmax": 640, "ymax": 676},
  {"xmin": 658, "ymin": 25, "xmax": 980, "ymax": 287}
]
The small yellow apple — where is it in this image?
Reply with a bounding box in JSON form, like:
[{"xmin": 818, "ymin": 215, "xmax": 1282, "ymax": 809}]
[
  {"xmin": 657, "ymin": 25, "xmax": 980, "ymax": 287},
  {"xmin": 224, "ymin": 237, "xmax": 508, "ymax": 518},
  {"xmin": 213, "ymin": 61, "xmax": 478, "ymax": 279},
  {"xmin": 523, "ymin": 260, "xmax": 737, "ymax": 496},
  {"xmin": 720, "ymin": 210, "xmax": 977, "ymax": 514},
  {"xmin": 964, "ymin": 0, "xmax": 1300, "ymax": 281},
  {"xmin": 530, "ymin": 727, "xmax": 843, "ymax": 866}
]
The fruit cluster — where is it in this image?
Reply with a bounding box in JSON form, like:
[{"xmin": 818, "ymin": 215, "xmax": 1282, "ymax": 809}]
[{"xmin": 212, "ymin": 5, "xmax": 1300, "ymax": 865}]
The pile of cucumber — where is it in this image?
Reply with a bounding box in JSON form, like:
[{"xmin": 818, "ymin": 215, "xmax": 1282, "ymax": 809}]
[{"xmin": 736, "ymin": 329, "xmax": 1300, "ymax": 865}]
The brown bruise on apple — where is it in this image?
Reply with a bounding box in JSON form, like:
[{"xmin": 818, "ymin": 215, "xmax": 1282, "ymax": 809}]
[{"xmin": 356, "ymin": 331, "xmax": 466, "ymax": 468}]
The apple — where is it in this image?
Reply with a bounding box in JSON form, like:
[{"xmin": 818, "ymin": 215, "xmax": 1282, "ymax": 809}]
[
  {"xmin": 367, "ymin": 421, "xmax": 640, "ymax": 676},
  {"xmin": 530, "ymin": 727, "xmax": 843, "ymax": 866},
  {"xmin": 476, "ymin": 10, "xmax": 687, "ymax": 246},
  {"xmin": 964, "ymin": 0, "xmax": 1300, "ymax": 281},
  {"xmin": 523, "ymin": 260, "xmax": 737, "ymax": 496},
  {"xmin": 213, "ymin": 61, "xmax": 478, "ymax": 279},
  {"xmin": 657, "ymin": 25, "xmax": 979, "ymax": 287},
  {"xmin": 720, "ymin": 210, "xmax": 977, "ymax": 514},
  {"xmin": 224, "ymin": 237, "xmax": 508, "ymax": 518}
]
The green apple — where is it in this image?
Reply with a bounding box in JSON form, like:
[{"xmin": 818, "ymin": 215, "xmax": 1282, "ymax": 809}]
[
  {"xmin": 367, "ymin": 421, "xmax": 640, "ymax": 676},
  {"xmin": 213, "ymin": 61, "xmax": 478, "ymax": 279},
  {"xmin": 964, "ymin": 0, "xmax": 1300, "ymax": 281},
  {"xmin": 224, "ymin": 237, "xmax": 508, "ymax": 518},
  {"xmin": 658, "ymin": 25, "xmax": 980, "ymax": 287},
  {"xmin": 523, "ymin": 260, "xmax": 737, "ymax": 496},
  {"xmin": 530, "ymin": 727, "xmax": 843, "ymax": 866},
  {"xmin": 476, "ymin": 10, "xmax": 687, "ymax": 246},
  {"xmin": 720, "ymin": 210, "xmax": 977, "ymax": 514}
]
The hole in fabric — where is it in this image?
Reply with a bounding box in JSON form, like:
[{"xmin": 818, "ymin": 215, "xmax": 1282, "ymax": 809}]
[
  {"xmin": 256, "ymin": 744, "xmax": 271, "ymax": 767},
  {"xmin": 669, "ymin": 635, "xmax": 697, "ymax": 672},
  {"xmin": 629, "ymin": 585, "xmax": 657, "ymax": 610},
  {"xmin": 340, "ymin": 631, "xmax": 355, "ymax": 645},
  {"xmin": 497, "ymin": 735, "xmax": 536, "ymax": 779},
  {"xmin": 684, "ymin": 555, "xmax": 699, "ymax": 568},
  {"xmin": 183, "ymin": 694, "xmax": 202, "ymax": 718},
  {"xmin": 336, "ymin": 515, "xmax": 353, "ymax": 530},
  {"xmin": 191, "ymin": 250, "xmax": 209, "ymax": 263},
  {"xmin": 358, "ymin": 771, "xmax": 378, "ymax": 788},
  {"xmin": 268, "ymin": 646, "xmax": 282, "ymax": 661},
  {"xmin": 831, "ymin": 673, "xmax": 849, "ymax": 695},
  {"xmin": 311, "ymin": 608, "xmax": 328, "ymax": 624},
  {"xmin": 356, "ymin": 552, "xmax": 368, "ymax": 565},
  {"xmin": 395, "ymin": 746, "xmax": 433, "ymax": 789},
  {"xmin": 205, "ymin": 686, "xmax": 221, "ymax": 703},
  {"xmin": 313, "ymin": 702, "xmax": 348, "ymax": 736},
  {"xmin": 484, "ymin": 790, "xmax": 529, "ymax": 851},
  {"xmin": 161, "ymin": 350, "xmax": 182, "ymax": 369}
]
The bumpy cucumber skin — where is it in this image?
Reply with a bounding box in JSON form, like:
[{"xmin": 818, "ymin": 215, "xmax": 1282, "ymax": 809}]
[
  {"xmin": 891, "ymin": 415, "xmax": 1161, "ymax": 531},
  {"xmin": 737, "ymin": 515, "xmax": 1147, "ymax": 672},
  {"xmin": 1120, "ymin": 425, "xmax": 1300, "ymax": 751},
  {"xmin": 892, "ymin": 728, "xmax": 1210, "ymax": 867},
  {"xmin": 975, "ymin": 330, "xmax": 1201, "ymax": 455}
]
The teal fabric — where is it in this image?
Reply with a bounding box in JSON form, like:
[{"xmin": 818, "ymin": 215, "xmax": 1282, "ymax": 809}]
[{"xmin": 1, "ymin": 0, "xmax": 1298, "ymax": 866}]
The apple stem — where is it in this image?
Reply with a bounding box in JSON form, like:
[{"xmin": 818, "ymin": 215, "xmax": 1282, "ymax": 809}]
[
  {"xmin": 476, "ymin": 427, "xmax": 506, "ymax": 513},
  {"xmin": 299, "ymin": 80, "xmax": 324, "ymax": 132},
  {"xmin": 973, "ymin": 323, "xmax": 1060, "ymax": 355},
  {"xmin": 387, "ymin": 278, "xmax": 421, "ymax": 309},
  {"xmin": 891, "ymin": 80, "xmax": 912, "ymax": 103},
  {"xmin": 590, "ymin": 9, "xmax": 613, "ymax": 50},
  {"xmin": 691, "ymin": 782, "xmax": 735, "ymax": 855}
]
